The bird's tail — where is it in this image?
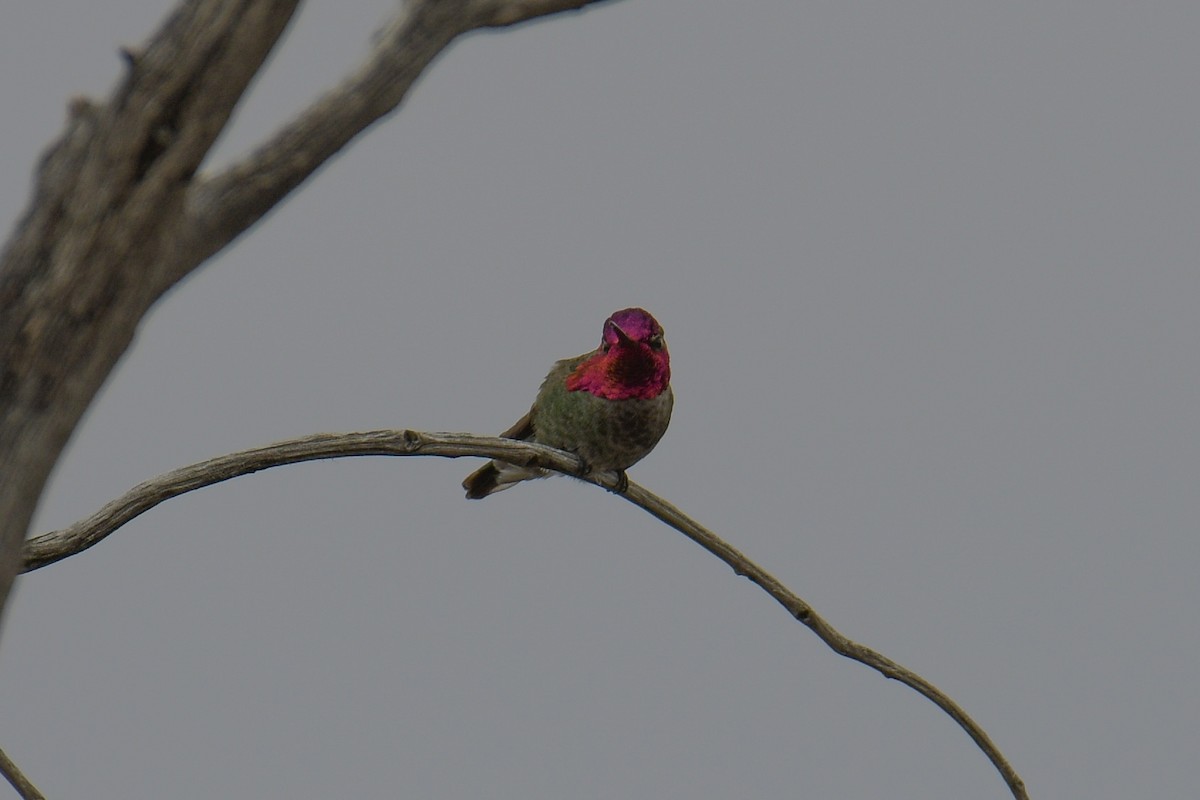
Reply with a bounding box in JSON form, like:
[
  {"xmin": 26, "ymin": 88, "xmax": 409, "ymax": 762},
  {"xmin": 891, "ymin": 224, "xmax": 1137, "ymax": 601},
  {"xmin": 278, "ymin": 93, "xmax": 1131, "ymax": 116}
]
[{"xmin": 462, "ymin": 460, "xmax": 544, "ymax": 499}]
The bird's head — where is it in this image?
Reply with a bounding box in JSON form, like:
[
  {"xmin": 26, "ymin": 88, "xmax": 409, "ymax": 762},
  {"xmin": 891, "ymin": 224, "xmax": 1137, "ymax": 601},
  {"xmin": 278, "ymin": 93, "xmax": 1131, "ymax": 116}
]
[{"xmin": 567, "ymin": 308, "xmax": 670, "ymax": 400}]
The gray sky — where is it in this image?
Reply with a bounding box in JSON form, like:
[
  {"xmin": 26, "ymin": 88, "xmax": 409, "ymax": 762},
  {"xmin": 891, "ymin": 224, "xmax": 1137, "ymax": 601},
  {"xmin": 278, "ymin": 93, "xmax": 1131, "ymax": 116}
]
[{"xmin": 3, "ymin": 1, "xmax": 1198, "ymax": 798}]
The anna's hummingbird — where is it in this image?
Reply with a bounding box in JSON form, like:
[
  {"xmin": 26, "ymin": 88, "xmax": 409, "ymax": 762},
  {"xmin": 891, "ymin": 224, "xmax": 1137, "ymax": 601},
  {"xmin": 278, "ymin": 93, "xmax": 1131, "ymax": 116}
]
[{"xmin": 463, "ymin": 307, "xmax": 673, "ymax": 499}]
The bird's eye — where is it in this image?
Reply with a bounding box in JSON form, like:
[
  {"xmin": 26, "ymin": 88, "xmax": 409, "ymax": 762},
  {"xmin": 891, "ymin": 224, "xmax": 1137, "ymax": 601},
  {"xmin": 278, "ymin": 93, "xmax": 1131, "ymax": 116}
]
[
  {"xmin": 648, "ymin": 335, "xmax": 664, "ymax": 351},
  {"xmin": 601, "ymin": 342, "xmax": 611, "ymax": 353}
]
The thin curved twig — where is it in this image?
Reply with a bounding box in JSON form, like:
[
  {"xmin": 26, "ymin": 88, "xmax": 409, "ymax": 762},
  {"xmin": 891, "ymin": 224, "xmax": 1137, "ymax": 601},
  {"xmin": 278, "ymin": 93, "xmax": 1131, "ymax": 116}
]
[
  {"xmin": 20, "ymin": 429, "xmax": 1028, "ymax": 799},
  {"xmin": 0, "ymin": 746, "xmax": 46, "ymax": 800}
]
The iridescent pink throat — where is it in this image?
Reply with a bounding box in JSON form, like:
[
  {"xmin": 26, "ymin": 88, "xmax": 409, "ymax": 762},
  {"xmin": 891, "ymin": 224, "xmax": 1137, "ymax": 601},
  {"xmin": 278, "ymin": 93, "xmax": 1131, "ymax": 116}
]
[{"xmin": 565, "ymin": 344, "xmax": 670, "ymax": 400}]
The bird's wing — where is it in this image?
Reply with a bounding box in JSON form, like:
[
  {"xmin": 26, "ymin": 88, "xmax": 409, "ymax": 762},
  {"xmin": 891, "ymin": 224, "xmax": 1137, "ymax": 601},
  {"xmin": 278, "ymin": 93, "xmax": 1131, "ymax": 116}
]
[{"xmin": 498, "ymin": 407, "xmax": 535, "ymax": 440}]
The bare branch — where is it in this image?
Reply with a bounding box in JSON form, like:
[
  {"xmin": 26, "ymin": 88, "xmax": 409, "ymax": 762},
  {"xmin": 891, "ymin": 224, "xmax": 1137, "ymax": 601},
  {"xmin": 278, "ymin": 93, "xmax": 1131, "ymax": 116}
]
[
  {"xmin": 21, "ymin": 430, "xmax": 1028, "ymax": 800},
  {"xmin": 0, "ymin": 0, "xmax": 619, "ymax": 636},
  {"xmin": 0, "ymin": 746, "xmax": 46, "ymax": 800},
  {"xmin": 21, "ymin": 430, "xmax": 585, "ymax": 571},
  {"xmin": 177, "ymin": 0, "xmax": 623, "ymax": 277}
]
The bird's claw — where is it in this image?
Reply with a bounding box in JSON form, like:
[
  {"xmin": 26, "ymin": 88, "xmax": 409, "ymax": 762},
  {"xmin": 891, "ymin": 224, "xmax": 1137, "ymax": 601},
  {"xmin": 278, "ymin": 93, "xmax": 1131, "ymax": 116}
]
[
  {"xmin": 572, "ymin": 457, "xmax": 627, "ymax": 494},
  {"xmin": 574, "ymin": 455, "xmax": 593, "ymax": 477}
]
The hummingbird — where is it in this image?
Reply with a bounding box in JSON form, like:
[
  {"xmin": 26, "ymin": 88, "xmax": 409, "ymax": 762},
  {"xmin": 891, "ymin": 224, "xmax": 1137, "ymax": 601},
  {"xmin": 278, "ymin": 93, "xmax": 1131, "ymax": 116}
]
[{"xmin": 463, "ymin": 307, "xmax": 673, "ymax": 499}]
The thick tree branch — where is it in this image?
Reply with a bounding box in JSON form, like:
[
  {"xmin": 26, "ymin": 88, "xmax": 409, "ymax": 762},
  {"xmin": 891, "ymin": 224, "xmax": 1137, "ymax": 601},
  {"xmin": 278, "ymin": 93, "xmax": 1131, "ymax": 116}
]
[
  {"xmin": 0, "ymin": 0, "xmax": 619, "ymax": 637},
  {"xmin": 21, "ymin": 430, "xmax": 1028, "ymax": 800},
  {"xmin": 177, "ymin": 3, "xmax": 462, "ymax": 270},
  {"xmin": 179, "ymin": 0, "xmax": 620, "ymax": 273}
]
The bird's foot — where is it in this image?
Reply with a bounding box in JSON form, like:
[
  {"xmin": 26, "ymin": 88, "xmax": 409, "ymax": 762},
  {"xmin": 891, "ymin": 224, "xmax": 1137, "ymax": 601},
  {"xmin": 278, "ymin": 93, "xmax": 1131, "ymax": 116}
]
[
  {"xmin": 571, "ymin": 456, "xmax": 626, "ymax": 494},
  {"xmin": 574, "ymin": 454, "xmax": 593, "ymax": 478}
]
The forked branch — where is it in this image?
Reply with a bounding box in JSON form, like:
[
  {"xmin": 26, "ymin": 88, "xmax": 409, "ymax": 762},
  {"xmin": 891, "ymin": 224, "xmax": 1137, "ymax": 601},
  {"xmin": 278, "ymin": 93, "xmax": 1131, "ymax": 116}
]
[
  {"xmin": 21, "ymin": 430, "xmax": 1028, "ymax": 799},
  {"xmin": 0, "ymin": 0, "xmax": 620, "ymax": 641}
]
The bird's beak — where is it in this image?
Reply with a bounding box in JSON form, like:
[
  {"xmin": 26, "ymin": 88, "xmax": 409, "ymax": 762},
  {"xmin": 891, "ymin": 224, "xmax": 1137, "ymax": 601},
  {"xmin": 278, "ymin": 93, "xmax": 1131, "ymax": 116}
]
[{"xmin": 604, "ymin": 318, "xmax": 633, "ymax": 346}]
